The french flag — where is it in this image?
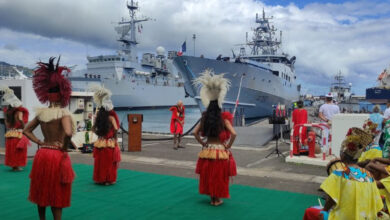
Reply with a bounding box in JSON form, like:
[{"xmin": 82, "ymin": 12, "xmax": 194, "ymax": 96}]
[{"xmin": 177, "ymin": 41, "xmax": 186, "ymax": 56}]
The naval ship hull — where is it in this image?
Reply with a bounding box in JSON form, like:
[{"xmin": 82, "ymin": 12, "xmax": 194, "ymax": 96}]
[
  {"xmin": 173, "ymin": 56, "xmax": 300, "ymax": 119},
  {"xmin": 70, "ymin": 77, "xmax": 195, "ymax": 109},
  {"xmin": 366, "ymin": 87, "xmax": 390, "ymax": 104}
]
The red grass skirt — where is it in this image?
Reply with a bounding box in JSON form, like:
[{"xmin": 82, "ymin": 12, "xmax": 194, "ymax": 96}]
[
  {"xmin": 195, "ymin": 152, "xmax": 237, "ymax": 198},
  {"xmin": 29, "ymin": 148, "xmax": 75, "ymax": 208},
  {"xmin": 93, "ymin": 146, "xmax": 121, "ymax": 183},
  {"xmin": 5, "ymin": 136, "xmax": 30, "ymax": 167}
]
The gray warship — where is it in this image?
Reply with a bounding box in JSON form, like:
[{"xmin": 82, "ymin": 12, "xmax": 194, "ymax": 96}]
[
  {"xmin": 70, "ymin": 0, "xmax": 195, "ymax": 109},
  {"xmin": 173, "ymin": 10, "xmax": 300, "ymax": 119}
]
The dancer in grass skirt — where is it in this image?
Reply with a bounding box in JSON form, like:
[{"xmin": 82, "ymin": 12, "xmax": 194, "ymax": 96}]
[
  {"xmin": 0, "ymin": 85, "xmax": 30, "ymax": 171},
  {"xmin": 23, "ymin": 57, "xmax": 75, "ymax": 220},
  {"xmin": 193, "ymin": 70, "xmax": 237, "ymax": 206},
  {"xmin": 90, "ymin": 85, "xmax": 121, "ymax": 185}
]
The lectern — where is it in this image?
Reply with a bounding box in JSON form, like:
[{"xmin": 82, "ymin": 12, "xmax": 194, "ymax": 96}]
[{"xmin": 128, "ymin": 114, "xmax": 142, "ymax": 152}]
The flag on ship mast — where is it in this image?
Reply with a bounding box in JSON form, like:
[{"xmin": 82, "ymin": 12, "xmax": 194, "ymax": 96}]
[
  {"xmin": 177, "ymin": 41, "xmax": 187, "ymax": 56},
  {"xmin": 181, "ymin": 41, "xmax": 186, "ymax": 53}
]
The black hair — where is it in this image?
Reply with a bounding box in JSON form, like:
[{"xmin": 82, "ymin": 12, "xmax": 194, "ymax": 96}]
[
  {"xmin": 326, "ymin": 97, "xmax": 332, "ymax": 102},
  {"xmin": 297, "ymin": 100, "xmax": 304, "ymax": 108},
  {"xmin": 93, "ymin": 107, "xmax": 111, "ymax": 137},
  {"xmin": 5, "ymin": 105, "xmax": 16, "ymax": 127},
  {"xmin": 340, "ymin": 151, "xmax": 357, "ymax": 164},
  {"xmin": 200, "ymin": 100, "xmax": 224, "ymax": 137}
]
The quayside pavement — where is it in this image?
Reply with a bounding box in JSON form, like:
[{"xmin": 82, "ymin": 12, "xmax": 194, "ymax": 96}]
[{"xmin": 0, "ymin": 133, "xmax": 327, "ymax": 195}]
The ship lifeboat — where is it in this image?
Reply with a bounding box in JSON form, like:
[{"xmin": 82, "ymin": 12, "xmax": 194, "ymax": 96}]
[{"xmin": 378, "ymin": 70, "xmax": 387, "ymax": 81}]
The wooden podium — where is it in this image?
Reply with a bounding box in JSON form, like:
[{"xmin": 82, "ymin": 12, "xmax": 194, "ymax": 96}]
[{"xmin": 128, "ymin": 114, "xmax": 142, "ymax": 152}]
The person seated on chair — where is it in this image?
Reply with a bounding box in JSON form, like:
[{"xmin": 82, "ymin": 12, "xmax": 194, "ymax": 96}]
[{"xmin": 303, "ymin": 127, "xmax": 383, "ymax": 220}]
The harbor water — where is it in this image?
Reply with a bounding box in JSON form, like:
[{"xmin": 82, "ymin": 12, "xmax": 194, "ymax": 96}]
[{"xmin": 116, "ymin": 107, "xmax": 201, "ymax": 133}]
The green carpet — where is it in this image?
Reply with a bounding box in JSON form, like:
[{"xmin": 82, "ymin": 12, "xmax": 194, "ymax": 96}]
[{"xmin": 0, "ymin": 162, "xmax": 317, "ymax": 220}]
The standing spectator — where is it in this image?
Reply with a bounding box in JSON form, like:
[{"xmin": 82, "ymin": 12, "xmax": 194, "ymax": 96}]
[
  {"xmin": 292, "ymin": 100, "xmax": 308, "ymax": 155},
  {"xmin": 319, "ymin": 93, "xmax": 340, "ymax": 153},
  {"xmin": 384, "ymin": 101, "xmax": 390, "ymax": 119},
  {"xmin": 370, "ymin": 105, "xmax": 384, "ymax": 133},
  {"xmin": 319, "ymin": 94, "xmax": 340, "ymax": 124},
  {"xmin": 169, "ymin": 100, "xmax": 185, "ymax": 150}
]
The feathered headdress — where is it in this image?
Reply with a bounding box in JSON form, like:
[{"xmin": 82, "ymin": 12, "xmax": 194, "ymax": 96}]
[
  {"xmin": 193, "ymin": 69, "xmax": 230, "ymax": 108},
  {"xmin": 33, "ymin": 57, "xmax": 72, "ymax": 107},
  {"xmin": 89, "ymin": 84, "xmax": 113, "ymax": 111},
  {"xmin": 0, "ymin": 85, "xmax": 22, "ymax": 107}
]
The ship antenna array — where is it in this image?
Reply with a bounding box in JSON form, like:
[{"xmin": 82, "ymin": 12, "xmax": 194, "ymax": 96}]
[
  {"xmin": 246, "ymin": 8, "xmax": 281, "ymax": 55},
  {"xmin": 116, "ymin": 0, "xmax": 152, "ymax": 46}
]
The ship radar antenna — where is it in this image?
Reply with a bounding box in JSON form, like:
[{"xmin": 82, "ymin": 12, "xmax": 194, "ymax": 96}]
[
  {"xmin": 246, "ymin": 8, "xmax": 281, "ymax": 55},
  {"xmin": 115, "ymin": 0, "xmax": 152, "ymax": 59}
]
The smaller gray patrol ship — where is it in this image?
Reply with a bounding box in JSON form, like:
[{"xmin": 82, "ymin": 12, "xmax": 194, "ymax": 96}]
[
  {"xmin": 70, "ymin": 0, "xmax": 195, "ymax": 109},
  {"xmin": 174, "ymin": 10, "xmax": 300, "ymax": 119}
]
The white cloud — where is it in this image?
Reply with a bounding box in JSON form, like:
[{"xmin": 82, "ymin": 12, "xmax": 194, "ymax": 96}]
[{"xmin": 0, "ymin": 0, "xmax": 390, "ymax": 94}]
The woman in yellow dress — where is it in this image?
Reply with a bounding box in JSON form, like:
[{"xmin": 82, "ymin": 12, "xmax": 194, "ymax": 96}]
[{"xmin": 303, "ymin": 127, "xmax": 383, "ymax": 220}]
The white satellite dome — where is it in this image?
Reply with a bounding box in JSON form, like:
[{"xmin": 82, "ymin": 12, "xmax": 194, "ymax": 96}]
[{"xmin": 156, "ymin": 46, "xmax": 165, "ymax": 56}]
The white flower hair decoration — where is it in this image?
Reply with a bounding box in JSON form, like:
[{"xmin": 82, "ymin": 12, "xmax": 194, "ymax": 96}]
[
  {"xmin": 193, "ymin": 69, "xmax": 230, "ymax": 108},
  {"xmin": 89, "ymin": 84, "xmax": 113, "ymax": 111},
  {"xmin": 0, "ymin": 85, "xmax": 22, "ymax": 107}
]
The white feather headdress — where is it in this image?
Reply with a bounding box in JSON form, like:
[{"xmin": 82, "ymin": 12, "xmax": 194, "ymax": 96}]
[
  {"xmin": 89, "ymin": 84, "xmax": 113, "ymax": 111},
  {"xmin": 193, "ymin": 69, "xmax": 230, "ymax": 108},
  {"xmin": 0, "ymin": 85, "xmax": 22, "ymax": 107}
]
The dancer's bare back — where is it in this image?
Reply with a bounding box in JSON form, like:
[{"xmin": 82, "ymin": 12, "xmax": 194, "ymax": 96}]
[{"xmin": 24, "ymin": 115, "xmax": 73, "ymax": 149}]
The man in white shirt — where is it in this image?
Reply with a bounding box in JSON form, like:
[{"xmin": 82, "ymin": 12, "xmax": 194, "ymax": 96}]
[
  {"xmin": 318, "ymin": 94, "xmax": 340, "ymax": 155},
  {"xmin": 319, "ymin": 95, "xmax": 340, "ymax": 123},
  {"xmin": 384, "ymin": 101, "xmax": 390, "ymax": 119}
]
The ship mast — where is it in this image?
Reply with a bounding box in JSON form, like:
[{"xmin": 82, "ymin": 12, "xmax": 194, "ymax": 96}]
[
  {"xmin": 247, "ymin": 9, "xmax": 281, "ymax": 56},
  {"xmin": 115, "ymin": 0, "xmax": 150, "ymax": 60}
]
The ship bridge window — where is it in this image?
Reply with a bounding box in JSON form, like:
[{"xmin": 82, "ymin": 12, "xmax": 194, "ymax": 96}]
[{"xmin": 272, "ymin": 71, "xmax": 279, "ymax": 76}]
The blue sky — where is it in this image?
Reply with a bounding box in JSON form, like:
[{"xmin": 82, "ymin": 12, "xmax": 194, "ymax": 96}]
[{"xmin": 0, "ymin": 0, "xmax": 390, "ymax": 95}]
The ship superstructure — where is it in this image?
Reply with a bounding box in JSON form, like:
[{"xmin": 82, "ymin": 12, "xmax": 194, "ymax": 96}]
[
  {"xmin": 174, "ymin": 10, "xmax": 300, "ymax": 119},
  {"xmin": 330, "ymin": 71, "xmax": 352, "ymax": 103},
  {"xmin": 70, "ymin": 0, "xmax": 195, "ymax": 108}
]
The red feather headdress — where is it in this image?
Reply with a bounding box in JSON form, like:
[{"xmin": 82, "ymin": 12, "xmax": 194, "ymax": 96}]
[{"xmin": 33, "ymin": 57, "xmax": 72, "ymax": 107}]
